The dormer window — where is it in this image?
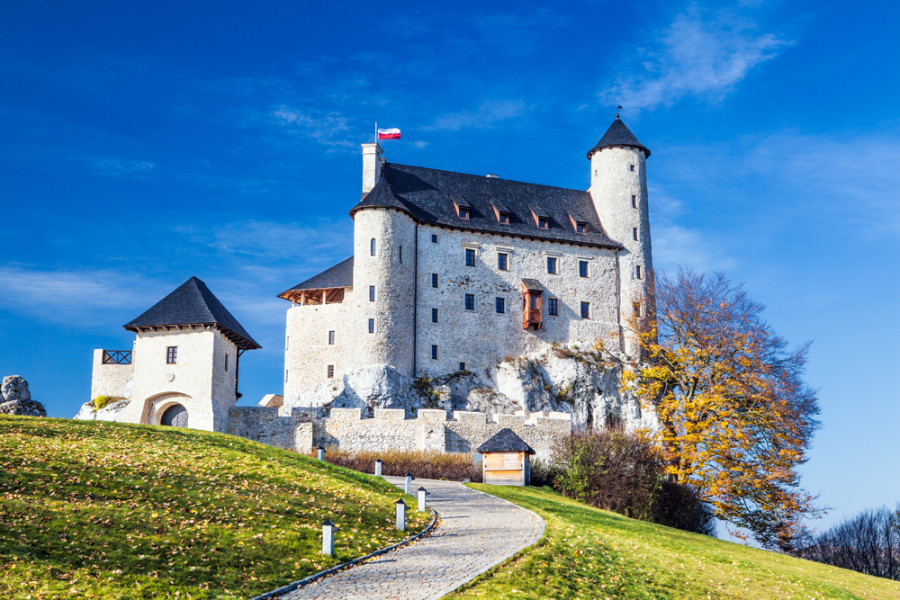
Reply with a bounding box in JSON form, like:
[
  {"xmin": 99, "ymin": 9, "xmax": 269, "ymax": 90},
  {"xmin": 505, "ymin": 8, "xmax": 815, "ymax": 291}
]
[
  {"xmin": 538, "ymin": 217, "xmax": 549, "ymax": 229},
  {"xmin": 575, "ymin": 222, "xmax": 588, "ymax": 233},
  {"xmin": 453, "ymin": 197, "xmax": 472, "ymax": 220},
  {"xmin": 458, "ymin": 207, "xmax": 470, "ymax": 220},
  {"xmin": 498, "ymin": 212, "xmax": 510, "ymax": 224}
]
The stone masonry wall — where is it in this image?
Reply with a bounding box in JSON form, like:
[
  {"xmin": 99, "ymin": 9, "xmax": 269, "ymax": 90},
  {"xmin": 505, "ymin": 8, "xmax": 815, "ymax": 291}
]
[{"xmin": 226, "ymin": 405, "xmax": 571, "ymax": 462}]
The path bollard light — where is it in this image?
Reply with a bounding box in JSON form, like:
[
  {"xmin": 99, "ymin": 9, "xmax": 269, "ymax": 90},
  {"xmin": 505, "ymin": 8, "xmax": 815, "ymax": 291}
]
[
  {"xmin": 322, "ymin": 520, "xmax": 338, "ymax": 556},
  {"xmin": 404, "ymin": 472, "xmax": 414, "ymax": 494},
  {"xmin": 317, "ymin": 446, "xmax": 325, "ymax": 461},
  {"xmin": 374, "ymin": 458, "xmax": 383, "ymax": 477},
  {"xmin": 417, "ymin": 487, "xmax": 428, "ymax": 512},
  {"xmin": 395, "ymin": 498, "xmax": 407, "ymax": 531}
]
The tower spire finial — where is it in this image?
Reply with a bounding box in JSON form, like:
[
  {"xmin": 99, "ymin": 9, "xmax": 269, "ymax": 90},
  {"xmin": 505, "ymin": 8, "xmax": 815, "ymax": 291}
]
[{"xmin": 616, "ymin": 105, "xmax": 623, "ymax": 119}]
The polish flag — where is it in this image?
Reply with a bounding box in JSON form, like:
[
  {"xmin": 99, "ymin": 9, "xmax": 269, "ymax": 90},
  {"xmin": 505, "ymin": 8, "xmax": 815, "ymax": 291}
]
[{"xmin": 377, "ymin": 128, "xmax": 401, "ymax": 140}]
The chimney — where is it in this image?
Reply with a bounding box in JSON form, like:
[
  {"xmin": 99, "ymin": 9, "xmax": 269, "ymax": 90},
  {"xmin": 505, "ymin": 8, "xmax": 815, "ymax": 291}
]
[{"xmin": 361, "ymin": 143, "xmax": 384, "ymax": 194}]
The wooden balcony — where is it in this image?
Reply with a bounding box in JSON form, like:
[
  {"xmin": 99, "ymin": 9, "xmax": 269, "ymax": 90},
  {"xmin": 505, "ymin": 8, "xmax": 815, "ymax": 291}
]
[{"xmin": 521, "ymin": 279, "xmax": 543, "ymax": 330}]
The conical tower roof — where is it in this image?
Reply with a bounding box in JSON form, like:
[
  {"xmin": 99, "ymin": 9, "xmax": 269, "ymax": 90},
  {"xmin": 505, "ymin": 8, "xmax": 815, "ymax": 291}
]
[
  {"xmin": 124, "ymin": 277, "xmax": 261, "ymax": 350},
  {"xmin": 587, "ymin": 117, "xmax": 650, "ymax": 159}
]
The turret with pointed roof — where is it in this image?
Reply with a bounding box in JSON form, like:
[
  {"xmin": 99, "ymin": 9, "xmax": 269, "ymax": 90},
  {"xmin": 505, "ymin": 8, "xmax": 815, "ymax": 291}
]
[
  {"xmin": 587, "ymin": 116, "xmax": 651, "ymax": 159},
  {"xmin": 125, "ymin": 276, "xmax": 260, "ymax": 350}
]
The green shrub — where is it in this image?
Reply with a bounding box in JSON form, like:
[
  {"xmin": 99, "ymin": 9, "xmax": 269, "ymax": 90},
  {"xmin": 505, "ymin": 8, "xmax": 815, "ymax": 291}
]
[{"xmin": 91, "ymin": 395, "xmax": 112, "ymax": 410}]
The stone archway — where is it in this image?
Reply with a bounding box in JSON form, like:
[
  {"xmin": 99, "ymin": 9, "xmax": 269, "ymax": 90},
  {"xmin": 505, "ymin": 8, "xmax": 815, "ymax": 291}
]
[{"xmin": 160, "ymin": 403, "xmax": 188, "ymax": 427}]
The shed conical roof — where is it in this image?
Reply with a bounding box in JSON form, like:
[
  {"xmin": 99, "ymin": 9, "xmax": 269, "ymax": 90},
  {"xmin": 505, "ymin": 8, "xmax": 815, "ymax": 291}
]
[
  {"xmin": 124, "ymin": 277, "xmax": 261, "ymax": 350},
  {"xmin": 476, "ymin": 428, "xmax": 535, "ymax": 454},
  {"xmin": 587, "ymin": 117, "xmax": 650, "ymax": 159}
]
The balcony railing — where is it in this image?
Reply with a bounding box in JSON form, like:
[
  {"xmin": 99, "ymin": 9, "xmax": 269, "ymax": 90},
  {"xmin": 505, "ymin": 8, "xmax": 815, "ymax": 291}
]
[{"xmin": 102, "ymin": 350, "xmax": 132, "ymax": 365}]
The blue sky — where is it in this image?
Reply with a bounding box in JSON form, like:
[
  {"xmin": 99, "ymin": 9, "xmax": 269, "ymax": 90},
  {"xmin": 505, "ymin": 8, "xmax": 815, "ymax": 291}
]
[{"xmin": 1, "ymin": 0, "xmax": 897, "ymax": 533}]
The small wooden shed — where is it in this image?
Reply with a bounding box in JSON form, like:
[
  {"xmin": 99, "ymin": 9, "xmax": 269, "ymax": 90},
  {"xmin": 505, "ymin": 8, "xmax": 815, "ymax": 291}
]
[{"xmin": 476, "ymin": 428, "xmax": 535, "ymax": 486}]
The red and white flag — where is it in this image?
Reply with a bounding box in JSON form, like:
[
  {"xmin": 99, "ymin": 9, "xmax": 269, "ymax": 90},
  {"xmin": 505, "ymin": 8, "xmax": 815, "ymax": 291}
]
[{"xmin": 377, "ymin": 128, "xmax": 401, "ymax": 140}]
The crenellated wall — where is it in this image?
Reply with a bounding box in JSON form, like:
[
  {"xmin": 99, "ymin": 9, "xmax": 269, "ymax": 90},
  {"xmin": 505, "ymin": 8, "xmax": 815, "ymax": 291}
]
[{"xmin": 226, "ymin": 406, "xmax": 572, "ymax": 461}]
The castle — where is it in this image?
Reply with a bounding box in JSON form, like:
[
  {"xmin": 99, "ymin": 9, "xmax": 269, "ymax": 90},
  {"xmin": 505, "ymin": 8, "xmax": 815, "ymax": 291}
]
[{"xmin": 81, "ymin": 117, "xmax": 657, "ymax": 458}]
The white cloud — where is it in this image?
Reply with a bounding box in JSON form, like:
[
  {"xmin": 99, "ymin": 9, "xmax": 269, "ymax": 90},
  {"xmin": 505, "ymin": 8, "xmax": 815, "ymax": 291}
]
[
  {"xmin": 80, "ymin": 156, "xmax": 156, "ymax": 178},
  {"xmin": 652, "ymin": 223, "xmax": 738, "ymax": 274},
  {"xmin": 600, "ymin": 6, "xmax": 791, "ymax": 111},
  {"xmin": 269, "ymin": 106, "xmax": 355, "ymax": 149},
  {"xmin": 199, "ymin": 219, "xmax": 353, "ymax": 263},
  {"xmin": 425, "ymin": 99, "xmax": 527, "ymax": 132}
]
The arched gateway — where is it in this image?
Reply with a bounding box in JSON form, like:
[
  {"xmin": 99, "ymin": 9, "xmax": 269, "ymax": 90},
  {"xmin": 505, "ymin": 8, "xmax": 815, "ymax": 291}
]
[{"xmin": 160, "ymin": 403, "xmax": 188, "ymax": 427}]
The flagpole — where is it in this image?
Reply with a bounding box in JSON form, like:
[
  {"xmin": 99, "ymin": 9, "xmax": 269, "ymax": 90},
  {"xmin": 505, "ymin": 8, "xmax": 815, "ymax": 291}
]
[{"xmin": 374, "ymin": 121, "xmax": 377, "ymax": 143}]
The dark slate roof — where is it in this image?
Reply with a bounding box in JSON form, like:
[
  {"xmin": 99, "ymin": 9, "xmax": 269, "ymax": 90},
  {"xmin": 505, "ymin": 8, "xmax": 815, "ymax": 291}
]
[
  {"xmin": 476, "ymin": 428, "xmax": 535, "ymax": 454},
  {"xmin": 124, "ymin": 277, "xmax": 261, "ymax": 350},
  {"xmin": 280, "ymin": 257, "xmax": 354, "ymax": 295},
  {"xmin": 587, "ymin": 117, "xmax": 650, "ymax": 159},
  {"xmin": 350, "ymin": 163, "xmax": 622, "ymax": 250},
  {"xmin": 521, "ymin": 278, "xmax": 543, "ymax": 292}
]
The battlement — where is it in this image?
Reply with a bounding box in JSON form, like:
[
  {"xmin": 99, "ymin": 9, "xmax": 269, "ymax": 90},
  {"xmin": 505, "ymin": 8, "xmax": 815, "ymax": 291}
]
[{"xmin": 228, "ymin": 405, "xmax": 573, "ymax": 461}]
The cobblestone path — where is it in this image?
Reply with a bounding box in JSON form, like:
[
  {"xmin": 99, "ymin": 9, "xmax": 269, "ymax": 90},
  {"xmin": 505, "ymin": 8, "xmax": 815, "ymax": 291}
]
[{"xmin": 277, "ymin": 477, "xmax": 544, "ymax": 600}]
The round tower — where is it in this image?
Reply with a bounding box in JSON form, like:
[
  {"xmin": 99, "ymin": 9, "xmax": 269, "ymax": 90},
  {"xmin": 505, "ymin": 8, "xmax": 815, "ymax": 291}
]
[
  {"xmin": 348, "ymin": 204, "xmax": 417, "ymax": 376},
  {"xmin": 587, "ymin": 116, "xmax": 655, "ymax": 356}
]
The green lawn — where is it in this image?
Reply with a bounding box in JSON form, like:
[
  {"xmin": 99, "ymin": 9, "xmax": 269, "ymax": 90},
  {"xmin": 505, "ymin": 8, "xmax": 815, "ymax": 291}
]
[
  {"xmin": 454, "ymin": 485, "xmax": 900, "ymax": 600},
  {"xmin": 0, "ymin": 416, "xmax": 428, "ymax": 600}
]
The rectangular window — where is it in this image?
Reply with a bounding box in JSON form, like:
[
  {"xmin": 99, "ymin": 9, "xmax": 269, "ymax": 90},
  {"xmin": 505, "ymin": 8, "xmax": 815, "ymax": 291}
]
[
  {"xmin": 459, "ymin": 362, "xmax": 466, "ymax": 371},
  {"xmin": 634, "ymin": 302, "xmax": 642, "ymax": 318},
  {"xmin": 368, "ymin": 318, "xmax": 375, "ymax": 334},
  {"xmin": 459, "ymin": 207, "xmax": 470, "ymax": 219},
  {"xmin": 166, "ymin": 346, "xmax": 177, "ymax": 364},
  {"xmin": 369, "ymin": 285, "xmax": 376, "ymax": 302},
  {"xmin": 327, "ymin": 365, "xmax": 334, "ymax": 378},
  {"xmin": 547, "ymin": 256, "xmax": 558, "ymax": 274},
  {"xmin": 581, "ymin": 302, "xmax": 591, "ymax": 319},
  {"xmin": 629, "ymin": 164, "xmax": 635, "ymax": 172},
  {"xmin": 465, "ymin": 294, "xmax": 475, "ymax": 311},
  {"xmin": 548, "ymin": 298, "xmax": 559, "ymax": 316},
  {"xmin": 633, "ymin": 227, "xmax": 638, "ymax": 241},
  {"xmin": 431, "ymin": 273, "xmax": 438, "ymax": 287},
  {"xmin": 498, "ymin": 212, "xmax": 510, "ymax": 224},
  {"xmin": 465, "ymin": 248, "xmax": 476, "ymax": 266},
  {"xmin": 224, "ymin": 354, "xmax": 228, "ymax": 372},
  {"xmin": 636, "ymin": 265, "xmax": 642, "ymax": 279},
  {"xmin": 497, "ymin": 252, "xmax": 508, "ymax": 271},
  {"xmin": 431, "ymin": 345, "xmax": 438, "ymax": 360},
  {"xmin": 328, "ymin": 330, "xmax": 336, "ymax": 345},
  {"xmin": 530, "ymin": 295, "xmax": 539, "ymax": 309},
  {"xmin": 431, "ymin": 234, "xmax": 438, "ymax": 243},
  {"xmin": 579, "ymin": 260, "xmax": 589, "ymax": 278},
  {"xmin": 431, "ymin": 308, "xmax": 438, "ymax": 323},
  {"xmin": 538, "ymin": 216, "xmax": 549, "ymax": 229},
  {"xmin": 576, "ymin": 222, "xmax": 587, "ymax": 233},
  {"xmin": 370, "ymin": 238, "xmax": 376, "ymax": 256},
  {"xmin": 495, "ymin": 297, "xmax": 506, "ymax": 314},
  {"xmin": 631, "ymin": 195, "xmax": 637, "ymax": 208}
]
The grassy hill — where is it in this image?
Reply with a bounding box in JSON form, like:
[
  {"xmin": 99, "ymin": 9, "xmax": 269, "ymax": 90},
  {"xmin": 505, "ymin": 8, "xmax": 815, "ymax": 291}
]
[
  {"xmin": 0, "ymin": 416, "xmax": 429, "ymax": 600},
  {"xmin": 453, "ymin": 485, "xmax": 900, "ymax": 600}
]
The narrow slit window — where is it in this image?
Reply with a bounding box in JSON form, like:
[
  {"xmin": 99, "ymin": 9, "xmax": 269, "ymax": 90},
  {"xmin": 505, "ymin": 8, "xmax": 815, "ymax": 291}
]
[
  {"xmin": 495, "ymin": 297, "xmax": 506, "ymax": 314},
  {"xmin": 328, "ymin": 330, "xmax": 336, "ymax": 345},
  {"xmin": 166, "ymin": 346, "xmax": 177, "ymax": 364},
  {"xmin": 369, "ymin": 285, "xmax": 375, "ymax": 302},
  {"xmin": 431, "ymin": 345, "xmax": 438, "ymax": 360},
  {"xmin": 629, "ymin": 164, "xmax": 635, "ymax": 172},
  {"xmin": 497, "ymin": 252, "xmax": 508, "ymax": 271},
  {"xmin": 370, "ymin": 238, "xmax": 376, "ymax": 256},
  {"xmin": 399, "ymin": 245, "xmax": 403, "ymax": 263},
  {"xmin": 431, "ymin": 308, "xmax": 438, "ymax": 323},
  {"xmin": 431, "ymin": 273, "xmax": 438, "ymax": 287},
  {"xmin": 465, "ymin": 294, "xmax": 475, "ymax": 311},
  {"xmin": 579, "ymin": 260, "xmax": 589, "ymax": 278},
  {"xmin": 224, "ymin": 354, "xmax": 228, "ymax": 372},
  {"xmin": 285, "ymin": 336, "xmax": 289, "ymax": 351},
  {"xmin": 548, "ymin": 298, "xmax": 559, "ymax": 316},
  {"xmin": 368, "ymin": 318, "xmax": 375, "ymax": 334},
  {"xmin": 547, "ymin": 256, "xmax": 558, "ymax": 274},
  {"xmin": 634, "ymin": 302, "xmax": 642, "ymax": 317},
  {"xmin": 631, "ymin": 195, "xmax": 637, "ymax": 208},
  {"xmin": 636, "ymin": 265, "xmax": 642, "ymax": 279},
  {"xmin": 633, "ymin": 227, "xmax": 638, "ymax": 241},
  {"xmin": 580, "ymin": 301, "xmax": 591, "ymax": 319},
  {"xmin": 327, "ymin": 365, "xmax": 334, "ymax": 378},
  {"xmin": 465, "ymin": 248, "xmax": 476, "ymax": 266},
  {"xmin": 285, "ymin": 370, "xmax": 288, "ymax": 383}
]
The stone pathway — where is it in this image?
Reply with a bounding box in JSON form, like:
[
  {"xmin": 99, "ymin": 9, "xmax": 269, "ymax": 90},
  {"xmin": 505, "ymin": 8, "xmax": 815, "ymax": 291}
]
[{"xmin": 276, "ymin": 477, "xmax": 544, "ymax": 600}]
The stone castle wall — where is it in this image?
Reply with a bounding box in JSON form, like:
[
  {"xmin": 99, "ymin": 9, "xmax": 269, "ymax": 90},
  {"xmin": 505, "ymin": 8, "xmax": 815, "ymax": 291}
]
[{"xmin": 227, "ymin": 406, "xmax": 571, "ymax": 461}]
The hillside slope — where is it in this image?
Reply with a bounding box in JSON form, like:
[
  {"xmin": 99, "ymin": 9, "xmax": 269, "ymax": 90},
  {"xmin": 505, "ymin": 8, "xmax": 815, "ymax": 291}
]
[
  {"xmin": 454, "ymin": 485, "xmax": 900, "ymax": 600},
  {"xmin": 0, "ymin": 416, "xmax": 428, "ymax": 600}
]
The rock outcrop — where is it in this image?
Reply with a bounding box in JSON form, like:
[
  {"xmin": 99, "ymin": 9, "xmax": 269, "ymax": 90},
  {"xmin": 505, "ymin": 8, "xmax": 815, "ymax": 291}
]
[
  {"xmin": 0, "ymin": 375, "xmax": 47, "ymax": 417},
  {"xmin": 73, "ymin": 397, "xmax": 131, "ymax": 422},
  {"xmin": 281, "ymin": 343, "xmax": 659, "ymax": 434}
]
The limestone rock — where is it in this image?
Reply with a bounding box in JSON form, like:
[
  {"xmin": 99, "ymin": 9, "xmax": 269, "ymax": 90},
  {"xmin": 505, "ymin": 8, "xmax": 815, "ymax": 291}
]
[
  {"xmin": 73, "ymin": 398, "xmax": 131, "ymax": 422},
  {"xmin": 0, "ymin": 376, "xmax": 46, "ymax": 417}
]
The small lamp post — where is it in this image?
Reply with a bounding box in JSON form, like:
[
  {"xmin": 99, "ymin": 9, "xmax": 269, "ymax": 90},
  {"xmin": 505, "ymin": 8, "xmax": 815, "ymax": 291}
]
[
  {"xmin": 395, "ymin": 498, "xmax": 407, "ymax": 531},
  {"xmin": 374, "ymin": 458, "xmax": 383, "ymax": 477},
  {"xmin": 317, "ymin": 446, "xmax": 325, "ymax": 461},
  {"xmin": 404, "ymin": 472, "xmax": 414, "ymax": 495},
  {"xmin": 417, "ymin": 486, "xmax": 428, "ymax": 512},
  {"xmin": 322, "ymin": 519, "xmax": 338, "ymax": 556}
]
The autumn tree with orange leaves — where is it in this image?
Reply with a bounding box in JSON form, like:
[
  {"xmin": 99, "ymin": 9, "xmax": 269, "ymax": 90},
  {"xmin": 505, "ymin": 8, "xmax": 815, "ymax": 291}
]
[{"xmin": 625, "ymin": 270, "xmax": 821, "ymax": 550}]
